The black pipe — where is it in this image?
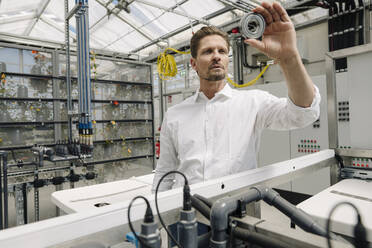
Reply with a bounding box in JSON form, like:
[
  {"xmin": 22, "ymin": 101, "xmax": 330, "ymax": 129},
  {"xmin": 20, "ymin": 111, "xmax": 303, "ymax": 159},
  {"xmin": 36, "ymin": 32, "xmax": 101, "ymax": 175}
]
[
  {"xmin": 328, "ymin": 2, "xmax": 334, "ymax": 51},
  {"xmin": 357, "ymin": 0, "xmax": 364, "ymax": 45},
  {"xmin": 334, "ymin": 1, "xmax": 341, "ymax": 50},
  {"xmin": 332, "ymin": 0, "xmax": 338, "ymax": 50},
  {"xmin": 2, "ymin": 152, "xmax": 8, "ymax": 228},
  {"xmin": 340, "ymin": 0, "xmax": 348, "ymax": 49},
  {"xmin": 193, "ymin": 194, "xmax": 213, "ymax": 208},
  {"xmin": 232, "ymin": 226, "xmax": 290, "ymax": 248},
  {"xmin": 191, "ymin": 195, "xmax": 211, "ymax": 220},
  {"xmin": 241, "ymin": 37, "xmax": 259, "ymax": 69},
  {"xmin": 198, "ymin": 231, "xmax": 211, "ymax": 248},
  {"xmin": 349, "ymin": 0, "xmax": 357, "ymax": 47},
  {"xmin": 0, "ymin": 151, "xmax": 4, "ymax": 229},
  {"xmin": 23, "ymin": 183, "xmax": 28, "ymax": 224}
]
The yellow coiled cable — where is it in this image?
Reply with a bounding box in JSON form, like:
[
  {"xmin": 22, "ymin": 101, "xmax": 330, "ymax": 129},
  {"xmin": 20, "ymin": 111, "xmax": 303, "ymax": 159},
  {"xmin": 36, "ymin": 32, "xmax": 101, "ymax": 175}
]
[
  {"xmin": 227, "ymin": 64, "xmax": 270, "ymax": 88},
  {"xmin": 157, "ymin": 47, "xmax": 270, "ymax": 88},
  {"xmin": 157, "ymin": 48, "xmax": 190, "ymax": 80}
]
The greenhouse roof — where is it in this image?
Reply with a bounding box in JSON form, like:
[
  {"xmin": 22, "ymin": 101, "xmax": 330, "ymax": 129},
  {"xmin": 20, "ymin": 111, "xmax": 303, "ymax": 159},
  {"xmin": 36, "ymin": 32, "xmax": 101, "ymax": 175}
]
[{"xmin": 0, "ymin": 0, "xmax": 328, "ymax": 59}]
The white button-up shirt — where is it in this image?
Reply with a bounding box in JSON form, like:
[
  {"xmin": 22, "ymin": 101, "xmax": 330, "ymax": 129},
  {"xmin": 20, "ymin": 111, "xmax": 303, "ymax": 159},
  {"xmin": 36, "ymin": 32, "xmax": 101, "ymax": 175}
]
[{"xmin": 152, "ymin": 83, "xmax": 320, "ymax": 192}]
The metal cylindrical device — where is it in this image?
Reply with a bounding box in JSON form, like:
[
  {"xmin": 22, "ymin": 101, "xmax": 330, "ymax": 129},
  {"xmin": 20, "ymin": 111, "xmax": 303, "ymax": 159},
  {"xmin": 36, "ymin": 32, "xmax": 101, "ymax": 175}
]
[
  {"xmin": 240, "ymin": 12, "xmax": 266, "ymax": 39},
  {"xmin": 138, "ymin": 221, "xmax": 161, "ymax": 248},
  {"xmin": 177, "ymin": 209, "xmax": 198, "ymax": 248}
]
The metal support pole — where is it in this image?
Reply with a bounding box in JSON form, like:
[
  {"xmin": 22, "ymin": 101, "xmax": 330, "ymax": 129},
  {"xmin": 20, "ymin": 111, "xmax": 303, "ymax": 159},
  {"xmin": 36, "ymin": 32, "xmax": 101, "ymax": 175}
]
[
  {"xmin": 34, "ymin": 149, "xmax": 43, "ymax": 222},
  {"xmin": 149, "ymin": 65, "xmax": 156, "ymax": 170},
  {"xmin": 14, "ymin": 184, "xmax": 25, "ymax": 226},
  {"xmin": 65, "ymin": 0, "xmax": 73, "ymax": 142},
  {"xmin": 158, "ymin": 77, "xmax": 164, "ymax": 124}
]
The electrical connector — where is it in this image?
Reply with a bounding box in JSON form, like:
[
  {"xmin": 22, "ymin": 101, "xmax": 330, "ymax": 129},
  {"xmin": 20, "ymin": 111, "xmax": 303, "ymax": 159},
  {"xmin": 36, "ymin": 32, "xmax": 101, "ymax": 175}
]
[
  {"xmin": 128, "ymin": 196, "xmax": 161, "ymax": 248},
  {"xmin": 353, "ymin": 215, "xmax": 368, "ymax": 248},
  {"xmin": 183, "ymin": 184, "xmax": 192, "ymax": 211},
  {"xmin": 144, "ymin": 205, "xmax": 154, "ymax": 223}
]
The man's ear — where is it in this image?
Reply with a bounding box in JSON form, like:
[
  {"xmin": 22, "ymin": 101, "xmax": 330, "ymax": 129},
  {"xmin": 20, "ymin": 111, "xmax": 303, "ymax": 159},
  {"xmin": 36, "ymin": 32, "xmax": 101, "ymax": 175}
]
[{"xmin": 190, "ymin": 57, "xmax": 197, "ymax": 71}]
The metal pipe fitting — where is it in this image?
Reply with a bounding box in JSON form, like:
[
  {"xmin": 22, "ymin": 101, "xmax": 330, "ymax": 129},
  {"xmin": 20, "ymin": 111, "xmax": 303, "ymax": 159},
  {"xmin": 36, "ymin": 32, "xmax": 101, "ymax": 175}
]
[
  {"xmin": 210, "ymin": 189, "xmax": 260, "ymax": 248},
  {"xmin": 252, "ymin": 185, "xmax": 329, "ymax": 238},
  {"xmin": 240, "ymin": 13, "xmax": 266, "ymax": 39},
  {"xmin": 210, "ymin": 185, "xmax": 334, "ymax": 248},
  {"xmin": 138, "ymin": 221, "xmax": 161, "ymax": 248},
  {"xmin": 177, "ymin": 208, "xmax": 198, "ymax": 248}
]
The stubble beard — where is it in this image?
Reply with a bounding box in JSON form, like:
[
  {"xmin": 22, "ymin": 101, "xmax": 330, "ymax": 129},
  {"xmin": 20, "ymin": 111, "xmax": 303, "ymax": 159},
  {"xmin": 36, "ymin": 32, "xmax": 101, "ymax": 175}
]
[{"xmin": 199, "ymin": 70, "xmax": 226, "ymax": 82}]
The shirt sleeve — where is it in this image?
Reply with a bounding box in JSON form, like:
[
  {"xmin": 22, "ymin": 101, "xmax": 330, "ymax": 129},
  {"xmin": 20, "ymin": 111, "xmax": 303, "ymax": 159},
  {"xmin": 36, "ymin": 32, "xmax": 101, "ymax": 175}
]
[
  {"xmin": 151, "ymin": 113, "xmax": 179, "ymax": 193},
  {"xmin": 255, "ymin": 85, "xmax": 321, "ymax": 131}
]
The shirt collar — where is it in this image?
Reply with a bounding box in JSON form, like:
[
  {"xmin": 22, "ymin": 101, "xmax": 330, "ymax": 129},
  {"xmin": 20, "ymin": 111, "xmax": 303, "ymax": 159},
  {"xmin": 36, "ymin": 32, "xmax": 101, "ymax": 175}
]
[{"xmin": 192, "ymin": 83, "xmax": 233, "ymax": 103}]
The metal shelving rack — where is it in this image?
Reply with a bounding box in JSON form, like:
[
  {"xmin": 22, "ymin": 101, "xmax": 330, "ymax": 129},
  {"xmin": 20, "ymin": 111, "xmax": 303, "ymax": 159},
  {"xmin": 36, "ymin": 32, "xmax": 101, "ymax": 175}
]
[{"xmin": 0, "ymin": 41, "xmax": 155, "ymax": 227}]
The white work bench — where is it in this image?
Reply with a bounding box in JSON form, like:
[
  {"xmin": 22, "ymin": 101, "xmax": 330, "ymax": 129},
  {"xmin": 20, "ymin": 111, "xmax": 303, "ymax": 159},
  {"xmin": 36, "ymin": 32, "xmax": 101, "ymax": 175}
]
[
  {"xmin": 0, "ymin": 150, "xmax": 336, "ymax": 248},
  {"xmin": 52, "ymin": 174, "xmax": 154, "ymax": 213},
  {"xmin": 298, "ymin": 178, "xmax": 372, "ymax": 242}
]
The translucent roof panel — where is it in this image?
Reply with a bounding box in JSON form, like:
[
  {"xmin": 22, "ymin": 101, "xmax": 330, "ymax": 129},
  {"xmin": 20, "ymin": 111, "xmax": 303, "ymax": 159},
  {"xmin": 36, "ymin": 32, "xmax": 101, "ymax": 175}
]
[
  {"xmin": 105, "ymin": 40, "xmax": 133, "ymax": 53},
  {"xmin": 0, "ymin": 20, "xmax": 34, "ymax": 35},
  {"xmin": 0, "ymin": 0, "xmax": 41, "ymax": 13},
  {"xmin": 121, "ymin": 31, "xmax": 149, "ymax": 50},
  {"xmin": 130, "ymin": 2, "xmax": 169, "ymax": 38},
  {"xmin": 45, "ymin": 0, "xmax": 107, "ymax": 31},
  {"xmin": 142, "ymin": 0, "xmax": 179, "ymax": 9},
  {"xmin": 208, "ymin": 10, "xmax": 244, "ymax": 27},
  {"xmin": 30, "ymin": 19, "xmax": 66, "ymax": 42},
  {"xmin": 177, "ymin": 0, "xmax": 225, "ymax": 19},
  {"xmin": 92, "ymin": 17, "xmax": 134, "ymax": 48},
  {"xmin": 0, "ymin": 0, "xmax": 329, "ymax": 57},
  {"xmin": 156, "ymin": 12, "xmax": 190, "ymax": 33}
]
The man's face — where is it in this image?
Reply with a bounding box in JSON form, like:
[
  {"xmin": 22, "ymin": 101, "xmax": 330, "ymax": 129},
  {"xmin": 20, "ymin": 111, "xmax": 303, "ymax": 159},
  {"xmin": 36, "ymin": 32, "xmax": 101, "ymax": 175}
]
[{"xmin": 190, "ymin": 35, "xmax": 229, "ymax": 82}]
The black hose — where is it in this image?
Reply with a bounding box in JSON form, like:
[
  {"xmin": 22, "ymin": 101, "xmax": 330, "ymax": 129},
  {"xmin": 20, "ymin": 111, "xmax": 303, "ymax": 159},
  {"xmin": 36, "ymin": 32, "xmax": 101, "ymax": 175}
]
[
  {"xmin": 0, "ymin": 152, "xmax": 3, "ymax": 230},
  {"xmin": 357, "ymin": 0, "xmax": 364, "ymax": 45},
  {"xmin": 335, "ymin": 154, "xmax": 344, "ymax": 168},
  {"xmin": 232, "ymin": 226, "xmax": 290, "ymax": 248},
  {"xmin": 349, "ymin": 0, "xmax": 357, "ymax": 47},
  {"xmin": 193, "ymin": 194, "xmax": 213, "ymax": 208},
  {"xmin": 198, "ymin": 231, "xmax": 211, "ymax": 248},
  {"xmin": 191, "ymin": 195, "xmax": 211, "ymax": 220},
  {"xmin": 241, "ymin": 38, "xmax": 259, "ymax": 69},
  {"xmin": 23, "ymin": 183, "xmax": 28, "ymax": 224}
]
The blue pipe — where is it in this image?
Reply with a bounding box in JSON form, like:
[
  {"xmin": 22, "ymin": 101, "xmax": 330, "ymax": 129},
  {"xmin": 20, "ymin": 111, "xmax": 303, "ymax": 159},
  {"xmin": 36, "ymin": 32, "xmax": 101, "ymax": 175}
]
[
  {"xmin": 76, "ymin": 14, "xmax": 83, "ymax": 124},
  {"xmin": 82, "ymin": 11, "xmax": 88, "ymax": 124}
]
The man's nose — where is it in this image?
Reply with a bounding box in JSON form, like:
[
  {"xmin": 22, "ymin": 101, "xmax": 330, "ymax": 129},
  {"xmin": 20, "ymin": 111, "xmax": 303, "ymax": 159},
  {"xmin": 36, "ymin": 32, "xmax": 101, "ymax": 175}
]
[{"xmin": 211, "ymin": 50, "xmax": 221, "ymax": 61}]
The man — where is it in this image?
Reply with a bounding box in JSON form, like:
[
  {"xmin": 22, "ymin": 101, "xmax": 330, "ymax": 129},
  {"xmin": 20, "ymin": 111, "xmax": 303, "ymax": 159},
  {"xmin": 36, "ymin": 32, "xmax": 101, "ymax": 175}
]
[{"xmin": 152, "ymin": 2, "xmax": 320, "ymax": 192}]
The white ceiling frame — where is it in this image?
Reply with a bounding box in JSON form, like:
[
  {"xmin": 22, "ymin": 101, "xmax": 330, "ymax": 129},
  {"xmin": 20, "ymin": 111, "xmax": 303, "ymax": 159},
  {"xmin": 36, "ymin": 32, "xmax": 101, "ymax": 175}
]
[
  {"xmin": 134, "ymin": 0, "xmax": 209, "ymax": 25},
  {"xmin": 23, "ymin": 0, "xmax": 52, "ymax": 36},
  {"xmin": 90, "ymin": 0, "xmax": 117, "ymax": 33},
  {"xmin": 95, "ymin": 0, "xmax": 156, "ymax": 44},
  {"xmin": 0, "ymin": 11, "xmax": 36, "ymax": 25},
  {"xmin": 39, "ymin": 16, "xmax": 108, "ymax": 48}
]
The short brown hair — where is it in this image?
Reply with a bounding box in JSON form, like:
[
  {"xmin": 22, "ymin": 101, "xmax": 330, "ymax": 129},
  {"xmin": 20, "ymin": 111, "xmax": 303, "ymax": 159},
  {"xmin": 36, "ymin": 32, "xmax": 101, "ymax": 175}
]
[{"xmin": 190, "ymin": 26, "xmax": 230, "ymax": 58}]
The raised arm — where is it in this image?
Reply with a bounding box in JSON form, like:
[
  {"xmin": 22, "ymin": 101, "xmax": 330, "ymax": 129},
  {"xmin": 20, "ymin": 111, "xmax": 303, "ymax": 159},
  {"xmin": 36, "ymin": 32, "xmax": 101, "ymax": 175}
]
[{"xmin": 245, "ymin": 1, "xmax": 315, "ymax": 107}]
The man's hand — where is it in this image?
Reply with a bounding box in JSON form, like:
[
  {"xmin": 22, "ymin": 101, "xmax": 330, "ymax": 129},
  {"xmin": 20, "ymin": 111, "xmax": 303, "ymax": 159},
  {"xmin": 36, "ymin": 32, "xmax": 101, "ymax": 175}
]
[{"xmin": 244, "ymin": 2, "xmax": 298, "ymax": 63}]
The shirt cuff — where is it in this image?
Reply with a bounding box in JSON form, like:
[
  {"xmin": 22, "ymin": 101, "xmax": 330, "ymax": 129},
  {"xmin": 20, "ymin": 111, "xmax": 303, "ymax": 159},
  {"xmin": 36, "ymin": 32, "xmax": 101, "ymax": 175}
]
[{"xmin": 287, "ymin": 85, "xmax": 321, "ymax": 111}]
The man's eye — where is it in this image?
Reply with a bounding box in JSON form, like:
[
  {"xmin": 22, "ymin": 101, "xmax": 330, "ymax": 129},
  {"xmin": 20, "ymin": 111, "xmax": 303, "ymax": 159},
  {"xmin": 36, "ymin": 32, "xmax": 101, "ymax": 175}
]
[{"xmin": 219, "ymin": 49, "xmax": 227, "ymax": 54}]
